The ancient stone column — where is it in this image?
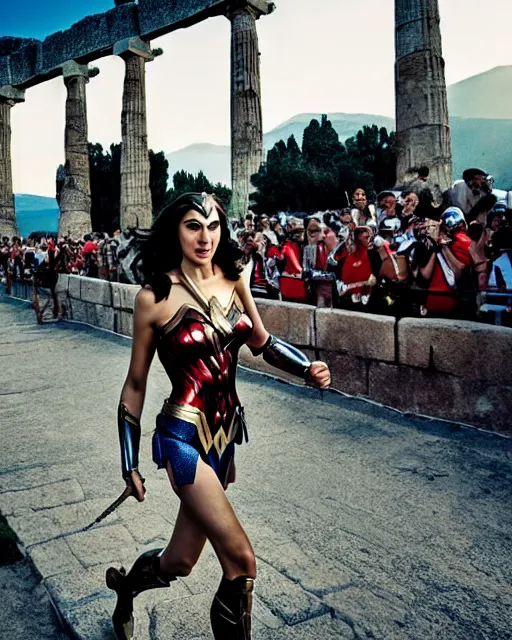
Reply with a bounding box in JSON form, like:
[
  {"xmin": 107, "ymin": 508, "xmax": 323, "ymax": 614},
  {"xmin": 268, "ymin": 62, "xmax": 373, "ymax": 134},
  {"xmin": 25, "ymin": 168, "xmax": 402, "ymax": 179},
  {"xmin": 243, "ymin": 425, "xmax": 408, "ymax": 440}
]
[
  {"xmin": 227, "ymin": 4, "xmax": 267, "ymax": 219},
  {"xmin": 114, "ymin": 37, "xmax": 154, "ymax": 231},
  {"xmin": 58, "ymin": 62, "xmax": 97, "ymax": 238},
  {"xmin": 395, "ymin": 0, "xmax": 452, "ymax": 195},
  {"xmin": 0, "ymin": 86, "xmax": 25, "ymax": 238}
]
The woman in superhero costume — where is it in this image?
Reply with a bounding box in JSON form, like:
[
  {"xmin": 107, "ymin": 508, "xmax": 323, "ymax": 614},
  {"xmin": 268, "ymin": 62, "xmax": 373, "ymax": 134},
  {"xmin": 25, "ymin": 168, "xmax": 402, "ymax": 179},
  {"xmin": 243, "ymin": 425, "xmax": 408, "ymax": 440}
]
[{"xmin": 106, "ymin": 193, "xmax": 330, "ymax": 640}]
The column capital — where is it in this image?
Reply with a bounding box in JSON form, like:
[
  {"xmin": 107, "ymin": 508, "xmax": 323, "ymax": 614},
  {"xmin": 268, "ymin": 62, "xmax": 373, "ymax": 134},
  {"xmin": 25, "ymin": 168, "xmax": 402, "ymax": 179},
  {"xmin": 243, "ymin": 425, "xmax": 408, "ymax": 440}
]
[
  {"xmin": 59, "ymin": 60, "xmax": 99, "ymax": 81},
  {"xmin": 114, "ymin": 37, "xmax": 154, "ymax": 61},
  {"xmin": 0, "ymin": 85, "xmax": 25, "ymax": 103},
  {"xmin": 226, "ymin": 0, "xmax": 276, "ymax": 21}
]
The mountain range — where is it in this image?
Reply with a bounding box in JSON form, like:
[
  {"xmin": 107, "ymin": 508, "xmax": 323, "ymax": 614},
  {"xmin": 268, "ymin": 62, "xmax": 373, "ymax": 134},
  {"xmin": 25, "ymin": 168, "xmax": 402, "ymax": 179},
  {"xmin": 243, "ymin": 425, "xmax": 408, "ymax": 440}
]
[
  {"xmin": 14, "ymin": 66, "xmax": 512, "ymax": 234},
  {"xmin": 167, "ymin": 66, "xmax": 512, "ymax": 189},
  {"xmin": 14, "ymin": 194, "xmax": 59, "ymax": 238}
]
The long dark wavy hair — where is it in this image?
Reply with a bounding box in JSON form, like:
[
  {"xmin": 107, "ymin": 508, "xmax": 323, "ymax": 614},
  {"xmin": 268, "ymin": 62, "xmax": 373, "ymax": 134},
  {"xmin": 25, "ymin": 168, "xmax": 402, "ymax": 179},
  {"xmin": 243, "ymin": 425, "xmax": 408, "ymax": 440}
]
[{"xmin": 137, "ymin": 192, "xmax": 243, "ymax": 302}]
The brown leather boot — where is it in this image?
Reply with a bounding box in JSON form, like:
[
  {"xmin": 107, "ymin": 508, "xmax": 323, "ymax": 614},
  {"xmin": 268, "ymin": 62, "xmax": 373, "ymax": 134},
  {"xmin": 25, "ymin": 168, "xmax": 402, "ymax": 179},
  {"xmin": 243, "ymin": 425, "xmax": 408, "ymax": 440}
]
[
  {"xmin": 106, "ymin": 548, "xmax": 175, "ymax": 640},
  {"xmin": 210, "ymin": 575, "xmax": 254, "ymax": 640}
]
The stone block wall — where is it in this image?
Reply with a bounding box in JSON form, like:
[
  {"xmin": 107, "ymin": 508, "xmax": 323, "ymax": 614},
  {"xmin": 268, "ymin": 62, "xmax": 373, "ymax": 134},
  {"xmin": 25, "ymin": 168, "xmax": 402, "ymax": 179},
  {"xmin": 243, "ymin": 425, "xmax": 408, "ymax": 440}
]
[{"xmin": 9, "ymin": 275, "xmax": 512, "ymax": 434}]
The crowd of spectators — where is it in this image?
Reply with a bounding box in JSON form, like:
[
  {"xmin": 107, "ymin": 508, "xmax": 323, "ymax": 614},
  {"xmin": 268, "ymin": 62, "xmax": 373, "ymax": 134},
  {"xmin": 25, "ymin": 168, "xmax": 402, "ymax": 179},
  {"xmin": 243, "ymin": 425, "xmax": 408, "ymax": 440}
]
[
  {"xmin": 0, "ymin": 231, "xmax": 124, "ymax": 292},
  {"xmin": 2, "ymin": 168, "xmax": 511, "ymax": 325},
  {"xmin": 233, "ymin": 168, "xmax": 512, "ymax": 325}
]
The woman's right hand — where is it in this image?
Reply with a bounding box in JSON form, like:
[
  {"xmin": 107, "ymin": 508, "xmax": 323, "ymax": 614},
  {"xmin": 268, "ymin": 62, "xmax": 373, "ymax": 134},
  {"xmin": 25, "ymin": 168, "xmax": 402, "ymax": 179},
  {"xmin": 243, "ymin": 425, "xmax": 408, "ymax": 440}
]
[{"xmin": 127, "ymin": 470, "xmax": 146, "ymax": 502}]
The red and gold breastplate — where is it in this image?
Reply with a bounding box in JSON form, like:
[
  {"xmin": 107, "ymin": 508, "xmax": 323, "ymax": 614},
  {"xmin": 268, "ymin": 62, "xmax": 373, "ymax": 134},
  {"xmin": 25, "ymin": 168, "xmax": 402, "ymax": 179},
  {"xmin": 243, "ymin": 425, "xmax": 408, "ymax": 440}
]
[{"xmin": 157, "ymin": 272, "xmax": 253, "ymax": 454}]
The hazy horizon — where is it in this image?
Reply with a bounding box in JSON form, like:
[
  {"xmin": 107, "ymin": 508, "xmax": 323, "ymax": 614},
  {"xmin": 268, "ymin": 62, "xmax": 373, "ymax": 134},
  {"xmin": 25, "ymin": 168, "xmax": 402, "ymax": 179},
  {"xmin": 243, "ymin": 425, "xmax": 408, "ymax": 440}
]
[{"xmin": 4, "ymin": 0, "xmax": 512, "ymax": 196}]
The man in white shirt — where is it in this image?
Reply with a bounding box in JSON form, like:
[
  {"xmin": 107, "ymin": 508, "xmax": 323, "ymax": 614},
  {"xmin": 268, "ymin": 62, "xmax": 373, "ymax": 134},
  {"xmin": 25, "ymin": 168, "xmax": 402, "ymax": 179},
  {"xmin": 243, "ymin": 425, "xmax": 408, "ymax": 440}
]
[{"xmin": 450, "ymin": 168, "xmax": 490, "ymax": 216}]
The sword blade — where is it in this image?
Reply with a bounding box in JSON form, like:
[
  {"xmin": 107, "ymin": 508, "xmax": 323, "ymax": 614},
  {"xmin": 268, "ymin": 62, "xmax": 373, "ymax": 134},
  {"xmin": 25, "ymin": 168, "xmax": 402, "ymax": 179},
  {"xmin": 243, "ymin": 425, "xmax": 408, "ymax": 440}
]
[{"xmin": 82, "ymin": 485, "xmax": 133, "ymax": 531}]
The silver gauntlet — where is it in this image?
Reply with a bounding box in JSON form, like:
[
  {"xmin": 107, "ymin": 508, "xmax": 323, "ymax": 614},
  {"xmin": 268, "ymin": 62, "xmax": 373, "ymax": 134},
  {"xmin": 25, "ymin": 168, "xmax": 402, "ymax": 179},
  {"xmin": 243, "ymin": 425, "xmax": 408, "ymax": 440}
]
[
  {"xmin": 118, "ymin": 403, "xmax": 141, "ymax": 482},
  {"xmin": 249, "ymin": 335, "xmax": 312, "ymax": 380}
]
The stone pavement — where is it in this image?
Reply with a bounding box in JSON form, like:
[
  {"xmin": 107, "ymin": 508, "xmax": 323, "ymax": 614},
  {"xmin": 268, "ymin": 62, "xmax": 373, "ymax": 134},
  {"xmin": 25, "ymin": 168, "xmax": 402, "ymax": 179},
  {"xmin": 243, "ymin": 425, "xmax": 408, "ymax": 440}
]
[{"xmin": 1, "ymin": 292, "xmax": 511, "ymax": 640}]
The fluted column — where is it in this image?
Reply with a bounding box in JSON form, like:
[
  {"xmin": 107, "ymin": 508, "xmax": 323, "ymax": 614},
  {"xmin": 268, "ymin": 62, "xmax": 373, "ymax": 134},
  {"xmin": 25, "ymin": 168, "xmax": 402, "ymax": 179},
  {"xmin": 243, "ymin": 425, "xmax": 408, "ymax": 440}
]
[
  {"xmin": 0, "ymin": 86, "xmax": 25, "ymax": 238},
  {"xmin": 58, "ymin": 61, "xmax": 97, "ymax": 238},
  {"xmin": 227, "ymin": 5, "xmax": 265, "ymax": 219},
  {"xmin": 395, "ymin": 0, "xmax": 452, "ymax": 195},
  {"xmin": 114, "ymin": 37, "xmax": 154, "ymax": 231}
]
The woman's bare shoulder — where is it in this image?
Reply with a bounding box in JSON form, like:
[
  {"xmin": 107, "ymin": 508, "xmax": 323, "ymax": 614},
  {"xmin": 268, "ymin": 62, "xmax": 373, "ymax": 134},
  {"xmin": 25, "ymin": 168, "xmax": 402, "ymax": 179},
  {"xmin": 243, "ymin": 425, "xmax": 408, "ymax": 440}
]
[
  {"xmin": 234, "ymin": 274, "xmax": 248, "ymax": 296},
  {"xmin": 135, "ymin": 286, "xmax": 157, "ymax": 311}
]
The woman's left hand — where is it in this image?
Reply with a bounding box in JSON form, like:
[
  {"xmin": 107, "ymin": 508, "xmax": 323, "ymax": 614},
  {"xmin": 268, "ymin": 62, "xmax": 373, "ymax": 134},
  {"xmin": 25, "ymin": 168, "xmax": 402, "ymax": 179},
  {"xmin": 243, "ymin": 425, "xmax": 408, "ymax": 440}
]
[{"xmin": 307, "ymin": 361, "xmax": 331, "ymax": 390}]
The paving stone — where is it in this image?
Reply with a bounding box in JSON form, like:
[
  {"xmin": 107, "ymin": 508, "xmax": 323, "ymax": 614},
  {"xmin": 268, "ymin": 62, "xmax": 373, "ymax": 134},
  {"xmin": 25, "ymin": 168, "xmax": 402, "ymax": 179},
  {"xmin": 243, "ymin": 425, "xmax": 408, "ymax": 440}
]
[
  {"xmin": 180, "ymin": 543, "xmax": 222, "ymax": 596},
  {"xmin": 264, "ymin": 613, "xmax": 354, "ymax": 639},
  {"xmin": 65, "ymin": 523, "xmax": 138, "ymax": 568},
  {"xmin": 2, "ymin": 294, "xmax": 512, "ymax": 640},
  {"xmin": 61, "ymin": 599, "xmax": 117, "ymax": 640},
  {"xmin": 45, "ymin": 565, "xmax": 114, "ymax": 611},
  {"xmin": 118, "ymin": 509, "xmax": 172, "ymax": 545},
  {"xmin": 151, "ymin": 591, "xmax": 214, "ymax": 639},
  {"xmin": 8, "ymin": 498, "xmax": 122, "ymax": 547},
  {"xmin": 325, "ymin": 586, "xmax": 410, "ymax": 640},
  {"xmin": 0, "ymin": 462, "xmax": 81, "ymax": 492},
  {"xmin": 257, "ymin": 539, "xmax": 352, "ymax": 597},
  {"xmin": 252, "ymin": 593, "xmax": 285, "ymax": 630},
  {"xmin": 0, "ymin": 478, "xmax": 85, "ymax": 516},
  {"xmin": 255, "ymin": 559, "xmax": 329, "ymax": 625},
  {"xmin": 29, "ymin": 538, "xmax": 83, "ymax": 579}
]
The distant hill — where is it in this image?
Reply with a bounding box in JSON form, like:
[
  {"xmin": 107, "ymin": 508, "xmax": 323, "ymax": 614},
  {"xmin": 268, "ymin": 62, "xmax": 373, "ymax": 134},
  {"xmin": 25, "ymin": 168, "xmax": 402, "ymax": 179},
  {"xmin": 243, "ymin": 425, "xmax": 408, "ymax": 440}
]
[
  {"xmin": 165, "ymin": 112, "xmax": 512, "ymax": 190},
  {"xmin": 448, "ymin": 66, "xmax": 512, "ymax": 120},
  {"xmin": 166, "ymin": 143, "xmax": 231, "ymax": 187},
  {"xmin": 14, "ymin": 194, "xmax": 59, "ymax": 237},
  {"xmin": 263, "ymin": 112, "xmax": 395, "ymax": 150},
  {"xmin": 166, "ymin": 113, "xmax": 395, "ymax": 188},
  {"xmin": 16, "ymin": 68, "xmax": 512, "ymax": 228},
  {"xmin": 450, "ymin": 117, "xmax": 512, "ymax": 188}
]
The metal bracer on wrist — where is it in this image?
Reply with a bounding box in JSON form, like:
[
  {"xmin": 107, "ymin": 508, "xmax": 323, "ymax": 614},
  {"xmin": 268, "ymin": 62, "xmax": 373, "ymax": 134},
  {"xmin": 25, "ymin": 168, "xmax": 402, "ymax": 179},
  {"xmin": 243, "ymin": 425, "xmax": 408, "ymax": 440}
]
[
  {"xmin": 118, "ymin": 403, "xmax": 141, "ymax": 481},
  {"xmin": 249, "ymin": 335, "xmax": 312, "ymax": 380}
]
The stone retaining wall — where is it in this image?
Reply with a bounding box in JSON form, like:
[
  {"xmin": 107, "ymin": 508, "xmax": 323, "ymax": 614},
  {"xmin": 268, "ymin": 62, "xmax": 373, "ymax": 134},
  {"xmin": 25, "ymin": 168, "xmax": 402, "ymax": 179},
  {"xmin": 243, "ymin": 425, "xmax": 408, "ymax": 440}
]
[{"xmin": 10, "ymin": 275, "xmax": 512, "ymax": 434}]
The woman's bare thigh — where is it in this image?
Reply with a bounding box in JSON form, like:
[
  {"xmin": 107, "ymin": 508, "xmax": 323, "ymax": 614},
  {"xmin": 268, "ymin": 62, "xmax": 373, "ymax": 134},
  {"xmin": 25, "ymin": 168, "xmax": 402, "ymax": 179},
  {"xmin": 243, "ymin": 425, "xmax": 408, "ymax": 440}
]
[
  {"xmin": 159, "ymin": 501, "xmax": 207, "ymax": 576},
  {"xmin": 169, "ymin": 457, "xmax": 256, "ymax": 580}
]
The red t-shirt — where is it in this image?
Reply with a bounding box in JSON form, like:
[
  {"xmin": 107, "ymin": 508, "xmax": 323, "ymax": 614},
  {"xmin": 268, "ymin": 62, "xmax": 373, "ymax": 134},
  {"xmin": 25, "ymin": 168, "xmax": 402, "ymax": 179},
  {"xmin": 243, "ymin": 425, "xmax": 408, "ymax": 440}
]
[
  {"xmin": 341, "ymin": 247, "xmax": 372, "ymax": 294},
  {"xmin": 282, "ymin": 240, "xmax": 302, "ymax": 275},
  {"xmin": 426, "ymin": 231, "xmax": 472, "ymax": 314},
  {"xmin": 82, "ymin": 241, "xmax": 97, "ymax": 255},
  {"xmin": 450, "ymin": 231, "xmax": 472, "ymax": 267}
]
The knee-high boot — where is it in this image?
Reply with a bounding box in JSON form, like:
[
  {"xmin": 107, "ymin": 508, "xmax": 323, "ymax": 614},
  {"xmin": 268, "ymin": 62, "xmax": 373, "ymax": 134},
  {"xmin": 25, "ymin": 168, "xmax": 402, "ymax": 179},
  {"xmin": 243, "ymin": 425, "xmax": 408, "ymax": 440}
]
[
  {"xmin": 106, "ymin": 548, "xmax": 175, "ymax": 640},
  {"xmin": 210, "ymin": 575, "xmax": 254, "ymax": 640}
]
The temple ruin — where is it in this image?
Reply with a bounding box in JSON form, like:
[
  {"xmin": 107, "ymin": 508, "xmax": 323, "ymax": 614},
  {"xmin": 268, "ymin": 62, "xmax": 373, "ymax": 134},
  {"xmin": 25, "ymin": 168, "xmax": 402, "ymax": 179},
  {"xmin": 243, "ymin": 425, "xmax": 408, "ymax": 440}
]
[
  {"xmin": 0, "ymin": 0, "xmax": 453, "ymax": 237},
  {"xmin": 395, "ymin": 0, "xmax": 452, "ymax": 194},
  {"xmin": 0, "ymin": 0, "xmax": 274, "ymax": 236}
]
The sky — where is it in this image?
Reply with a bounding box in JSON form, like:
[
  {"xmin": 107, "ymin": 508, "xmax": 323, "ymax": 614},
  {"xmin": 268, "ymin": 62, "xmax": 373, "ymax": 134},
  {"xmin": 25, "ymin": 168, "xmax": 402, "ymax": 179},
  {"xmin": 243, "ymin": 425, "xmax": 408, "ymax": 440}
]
[{"xmin": 2, "ymin": 0, "xmax": 512, "ymax": 196}]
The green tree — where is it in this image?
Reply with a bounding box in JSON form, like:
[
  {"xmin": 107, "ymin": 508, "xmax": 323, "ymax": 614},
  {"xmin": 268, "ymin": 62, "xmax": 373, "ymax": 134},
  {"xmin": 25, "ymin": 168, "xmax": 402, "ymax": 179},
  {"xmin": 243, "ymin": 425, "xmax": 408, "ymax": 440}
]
[
  {"xmin": 252, "ymin": 117, "xmax": 373, "ymax": 213},
  {"xmin": 56, "ymin": 143, "xmax": 169, "ymax": 232},
  {"xmin": 149, "ymin": 149, "xmax": 169, "ymax": 215},
  {"xmin": 164, "ymin": 170, "xmax": 232, "ymax": 212},
  {"xmin": 251, "ymin": 116, "xmax": 394, "ymax": 213},
  {"xmin": 302, "ymin": 114, "xmax": 345, "ymax": 168},
  {"xmin": 345, "ymin": 125, "xmax": 396, "ymax": 194}
]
